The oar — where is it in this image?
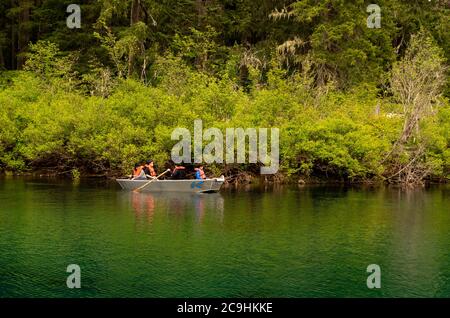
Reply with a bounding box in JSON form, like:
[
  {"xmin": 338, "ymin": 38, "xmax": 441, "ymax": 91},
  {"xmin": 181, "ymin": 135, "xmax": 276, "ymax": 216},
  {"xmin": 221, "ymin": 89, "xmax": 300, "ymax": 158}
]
[{"xmin": 133, "ymin": 169, "xmax": 171, "ymax": 192}]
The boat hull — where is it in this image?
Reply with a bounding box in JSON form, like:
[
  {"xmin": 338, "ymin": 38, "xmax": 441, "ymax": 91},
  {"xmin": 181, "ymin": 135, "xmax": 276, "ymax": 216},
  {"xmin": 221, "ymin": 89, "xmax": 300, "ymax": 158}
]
[{"xmin": 116, "ymin": 177, "xmax": 225, "ymax": 193}]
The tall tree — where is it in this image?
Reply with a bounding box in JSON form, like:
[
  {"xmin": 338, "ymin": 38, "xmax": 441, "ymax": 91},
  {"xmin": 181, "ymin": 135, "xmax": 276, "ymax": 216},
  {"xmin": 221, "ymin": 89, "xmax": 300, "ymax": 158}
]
[
  {"xmin": 128, "ymin": 0, "xmax": 142, "ymax": 77},
  {"xmin": 386, "ymin": 32, "xmax": 447, "ymax": 185},
  {"xmin": 17, "ymin": 0, "xmax": 32, "ymax": 68}
]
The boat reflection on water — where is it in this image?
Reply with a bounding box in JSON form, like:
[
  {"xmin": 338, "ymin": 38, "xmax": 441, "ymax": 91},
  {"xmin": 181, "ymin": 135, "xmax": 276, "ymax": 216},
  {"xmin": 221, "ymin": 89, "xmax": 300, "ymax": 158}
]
[
  {"xmin": 131, "ymin": 191, "xmax": 156, "ymax": 224},
  {"xmin": 123, "ymin": 191, "xmax": 225, "ymax": 224}
]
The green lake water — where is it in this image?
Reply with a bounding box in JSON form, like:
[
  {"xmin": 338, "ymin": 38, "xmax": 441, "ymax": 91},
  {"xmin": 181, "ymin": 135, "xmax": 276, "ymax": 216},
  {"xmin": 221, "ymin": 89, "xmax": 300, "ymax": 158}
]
[{"xmin": 0, "ymin": 177, "xmax": 449, "ymax": 298}]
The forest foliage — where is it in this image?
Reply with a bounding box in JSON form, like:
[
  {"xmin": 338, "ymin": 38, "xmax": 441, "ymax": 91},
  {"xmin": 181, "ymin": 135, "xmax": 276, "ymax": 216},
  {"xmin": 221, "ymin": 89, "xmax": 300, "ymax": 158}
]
[{"xmin": 0, "ymin": 0, "xmax": 449, "ymax": 185}]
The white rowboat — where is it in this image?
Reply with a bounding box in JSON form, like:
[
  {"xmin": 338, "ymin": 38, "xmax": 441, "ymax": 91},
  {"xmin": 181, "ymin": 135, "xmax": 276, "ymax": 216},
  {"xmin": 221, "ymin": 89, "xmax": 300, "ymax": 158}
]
[{"xmin": 116, "ymin": 176, "xmax": 225, "ymax": 193}]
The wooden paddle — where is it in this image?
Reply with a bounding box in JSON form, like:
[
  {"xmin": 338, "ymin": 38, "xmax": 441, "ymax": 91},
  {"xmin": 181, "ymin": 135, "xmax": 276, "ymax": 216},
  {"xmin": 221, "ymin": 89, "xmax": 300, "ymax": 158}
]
[{"xmin": 133, "ymin": 169, "xmax": 171, "ymax": 192}]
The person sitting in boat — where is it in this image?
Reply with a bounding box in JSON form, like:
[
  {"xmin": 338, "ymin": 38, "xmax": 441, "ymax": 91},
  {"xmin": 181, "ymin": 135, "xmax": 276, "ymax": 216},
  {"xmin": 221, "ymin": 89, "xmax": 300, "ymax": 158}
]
[
  {"xmin": 132, "ymin": 163, "xmax": 147, "ymax": 180},
  {"xmin": 143, "ymin": 160, "xmax": 157, "ymax": 179},
  {"xmin": 195, "ymin": 165, "xmax": 206, "ymax": 180},
  {"xmin": 170, "ymin": 164, "xmax": 186, "ymax": 180}
]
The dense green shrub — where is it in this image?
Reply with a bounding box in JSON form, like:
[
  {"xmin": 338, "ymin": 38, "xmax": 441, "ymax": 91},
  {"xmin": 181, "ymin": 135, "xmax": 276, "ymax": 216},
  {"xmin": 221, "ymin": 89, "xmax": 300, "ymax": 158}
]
[{"xmin": 0, "ymin": 57, "xmax": 448, "ymax": 182}]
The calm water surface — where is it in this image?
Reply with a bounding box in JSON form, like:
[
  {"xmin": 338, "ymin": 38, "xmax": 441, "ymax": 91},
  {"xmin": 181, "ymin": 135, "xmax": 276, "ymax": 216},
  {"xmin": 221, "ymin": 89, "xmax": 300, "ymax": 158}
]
[{"xmin": 0, "ymin": 177, "xmax": 449, "ymax": 297}]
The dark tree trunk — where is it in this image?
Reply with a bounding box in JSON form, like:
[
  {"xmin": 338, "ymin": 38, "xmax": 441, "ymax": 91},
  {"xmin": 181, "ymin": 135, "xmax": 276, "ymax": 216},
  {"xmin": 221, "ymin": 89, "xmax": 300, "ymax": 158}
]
[
  {"xmin": 128, "ymin": 0, "xmax": 141, "ymax": 77},
  {"xmin": 130, "ymin": 0, "xmax": 141, "ymax": 25},
  {"xmin": 0, "ymin": 45, "xmax": 5, "ymax": 69},
  {"xmin": 11, "ymin": 14, "xmax": 15, "ymax": 70},
  {"xmin": 17, "ymin": 0, "xmax": 31, "ymax": 68},
  {"xmin": 195, "ymin": 0, "xmax": 206, "ymax": 27}
]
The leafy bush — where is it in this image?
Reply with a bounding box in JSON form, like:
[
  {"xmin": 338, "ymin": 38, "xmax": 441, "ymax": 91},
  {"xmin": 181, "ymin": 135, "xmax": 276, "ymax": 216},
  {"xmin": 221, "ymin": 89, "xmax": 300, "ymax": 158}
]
[{"xmin": 0, "ymin": 49, "xmax": 448, "ymax": 182}]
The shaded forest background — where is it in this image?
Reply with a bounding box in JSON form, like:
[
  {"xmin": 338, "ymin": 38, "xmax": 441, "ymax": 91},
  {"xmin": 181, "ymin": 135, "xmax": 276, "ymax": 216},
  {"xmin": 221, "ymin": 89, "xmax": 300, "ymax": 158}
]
[{"xmin": 0, "ymin": 0, "xmax": 449, "ymax": 186}]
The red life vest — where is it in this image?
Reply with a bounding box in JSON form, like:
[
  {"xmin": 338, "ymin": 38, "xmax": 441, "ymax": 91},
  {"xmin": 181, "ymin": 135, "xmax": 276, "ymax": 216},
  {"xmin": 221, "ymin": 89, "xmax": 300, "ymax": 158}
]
[
  {"xmin": 143, "ymin": 164, "xmax": 157, "ymax": 177},
  {"xmin": 149, "ymin": 165, "xmax": 156, "ymax": 177},
  {"xmin": 195, "ymin": 168, "xmax": 206, "ymax": 180},
  {"xmin": 133, "ymin": 166, "xmax": 143, "ymax": 177}
]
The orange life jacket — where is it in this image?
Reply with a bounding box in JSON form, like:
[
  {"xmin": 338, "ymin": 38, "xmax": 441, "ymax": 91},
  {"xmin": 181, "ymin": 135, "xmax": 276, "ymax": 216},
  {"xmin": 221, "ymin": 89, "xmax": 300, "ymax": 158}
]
[
  {"xmin": 195, "ymin": 168, "xmax": 206, "ymax": 180},
  {"xmin": 133, "ymin": 166, "xmax": 143, "ymax": 177},
  {"xmin": 149, "ymin": 166, "xmax": 156, "ymax": 177},
  {"xmin": 143, "ymin": 164, "xmax": 157, "ymax": 177}
]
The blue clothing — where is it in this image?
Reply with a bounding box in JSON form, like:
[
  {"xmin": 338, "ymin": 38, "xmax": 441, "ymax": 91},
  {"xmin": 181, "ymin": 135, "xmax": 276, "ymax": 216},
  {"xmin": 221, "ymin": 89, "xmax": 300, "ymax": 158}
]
[{"xmin": 195, "ymin": 170, "xmax": 202, "ymax": 180}]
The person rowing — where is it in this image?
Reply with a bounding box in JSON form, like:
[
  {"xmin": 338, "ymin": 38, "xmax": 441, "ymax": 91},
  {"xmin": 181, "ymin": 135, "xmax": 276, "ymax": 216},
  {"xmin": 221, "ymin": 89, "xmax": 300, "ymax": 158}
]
[
  {"xmin": 170, "ymin": 164, "xmax": 186, "ymax": 180},
  {"xmin": 132, "ymin": 163, "xmax": 147, "ymax": 180},
  {"xmin": 143, "ymin": 160, "xmax": 157, "ymax": 179},
  {"xmin": 194, "ymin": 165, "xmax": 206, "ymax": 180}
]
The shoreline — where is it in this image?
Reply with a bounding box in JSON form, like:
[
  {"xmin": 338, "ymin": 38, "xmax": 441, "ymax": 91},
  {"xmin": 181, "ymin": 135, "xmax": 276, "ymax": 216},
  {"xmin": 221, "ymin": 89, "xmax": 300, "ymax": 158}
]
[{"xmin": 1, "ymin": 169, "xmax": 447, "ymax": 187}]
